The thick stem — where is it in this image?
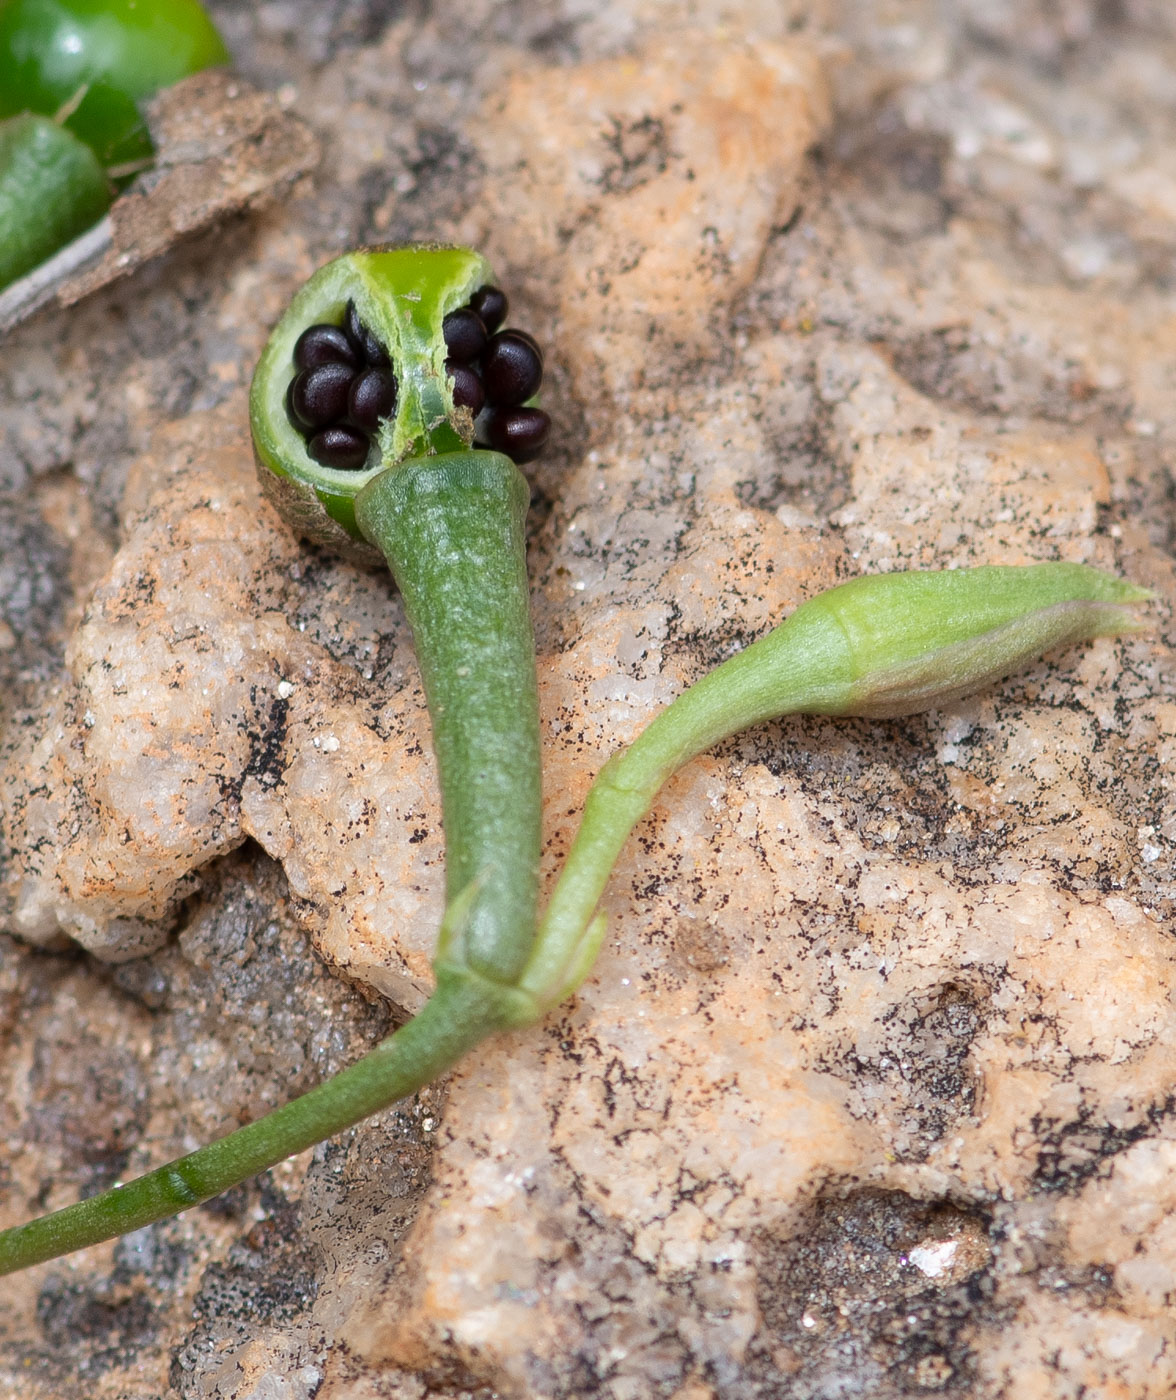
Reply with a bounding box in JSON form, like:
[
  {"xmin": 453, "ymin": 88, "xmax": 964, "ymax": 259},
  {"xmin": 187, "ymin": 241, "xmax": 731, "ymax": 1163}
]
[
  {"xmin": 0, "ymin": 448, "xmax": 546, "ymax": 1273},
  {"xmin": 355, "ymin": 451, "xmax": 543, "ymax": 990},
  {"xmin": 0, "ymin": 970, "xmax": 514, "ymax": 1275}
]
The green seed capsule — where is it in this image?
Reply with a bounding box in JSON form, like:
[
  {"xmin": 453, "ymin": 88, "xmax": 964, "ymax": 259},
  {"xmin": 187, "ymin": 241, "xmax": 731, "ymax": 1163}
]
[
  {"xmin": 250, "ymin": 245, "xmax": 498, "ymax": 557},
  {"xmin": 252, "ymin": 243, "xmax": 553, "ymax": 983},
  {"xmin": 747, "ymin": 561, "xmax": 1152, "ymax": 721},
  {"xmin": 0, "ymin": 113, "xmax": 110, "ymax": 291}
]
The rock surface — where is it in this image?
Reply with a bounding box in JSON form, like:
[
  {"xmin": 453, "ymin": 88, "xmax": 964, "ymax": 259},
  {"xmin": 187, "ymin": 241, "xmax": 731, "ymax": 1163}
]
[{"xmin": 1, "ymin": 2, "xmax": 1175, "ymax": 1398}]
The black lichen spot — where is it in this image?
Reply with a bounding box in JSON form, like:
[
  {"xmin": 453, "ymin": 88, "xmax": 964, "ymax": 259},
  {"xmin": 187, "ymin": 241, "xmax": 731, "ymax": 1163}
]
[
  {"xmin": 829, "ymin": 982, "xmax": 990, "ymax": 1164},
  {"xmin": 1031, "ymin": 1092, "xmax": 1176, "ymax": 1192},
  {"xmin": 242, "ymin": 687, "xmax": 290, "ymax": 789},
  {"xmin": 173, "ymin": 1189, "xmax": 320, "ymax": 1392},
  {"xmin": 0, "ymin": 489, "xmax": 70, "ymax": 692},
  {"xmin": 599, "ymin": 114, "xmax": 670, "ymax": 194}
]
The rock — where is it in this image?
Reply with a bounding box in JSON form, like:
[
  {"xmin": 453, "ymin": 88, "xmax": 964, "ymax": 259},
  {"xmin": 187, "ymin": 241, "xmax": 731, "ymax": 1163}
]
[{"xmin": 1, "ymin": 4, "xmax": 1174, "ymax": 1399}]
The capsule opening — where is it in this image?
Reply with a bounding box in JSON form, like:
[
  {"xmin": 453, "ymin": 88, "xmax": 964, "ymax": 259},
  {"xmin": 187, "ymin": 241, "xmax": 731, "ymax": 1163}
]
[{"xmin": 282, "ymin": 284, "xmax": 552, "ymax": 471}]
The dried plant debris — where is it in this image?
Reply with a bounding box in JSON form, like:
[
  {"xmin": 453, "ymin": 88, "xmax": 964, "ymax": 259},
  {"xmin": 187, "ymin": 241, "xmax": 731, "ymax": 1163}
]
[{"xmin": 0, "ymin": 70, "xmax": 318, "ymax": 334}]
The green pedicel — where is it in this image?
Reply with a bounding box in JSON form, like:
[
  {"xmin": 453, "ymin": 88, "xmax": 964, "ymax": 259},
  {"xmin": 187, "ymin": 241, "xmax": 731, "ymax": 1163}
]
[{"xmin": 0, "ymin": 248, "xmax": 1150, "ymax": 1273}]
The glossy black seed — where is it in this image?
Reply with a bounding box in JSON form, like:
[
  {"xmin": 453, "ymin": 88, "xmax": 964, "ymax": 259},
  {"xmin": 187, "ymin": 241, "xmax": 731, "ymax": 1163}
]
[
  {"xmin": 508, "ymin": 326, "xmax": 543, "ymax": 360},
  {"xmin": 289, "ymin": 363, "xmax": 355, "ymax": 429},
  {"xmin": 293, "ymin": 322, "xmax": 359, "ymax": 371},
  {"xmin": 442, "ymin": 307, "xmax": 488, "ymax": 362},
  {"xmin": 286, "ymin": 377, "xmax": 303, "ymax": 431},
  {"xmin": 308, "ymin": 425, "xmax": 370, "ymax": 470},
  {"xmin": 481, "ymin": 407, "xmax": 550, "ymax": 463},
  {"xmin": 348, "ymin": 368, "xmax": 398, "ymax": 432},
  {"xmin": 345, "ymin": 299, "xmax": 391, "ymax": 367},
  {"xmin": 447, "ymin": 360, "xmax": 486, "ymax": 415},
  {"xmin": 469, "ymin": 284, "xmax": 508, "ymax": 333},
  {"xmin": 482, "ymin": 330, "xmax": 543, "ymax": 407}
]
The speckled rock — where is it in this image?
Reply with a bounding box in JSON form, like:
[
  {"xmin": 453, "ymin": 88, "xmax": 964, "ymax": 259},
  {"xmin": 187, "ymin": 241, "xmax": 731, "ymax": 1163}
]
[
  {"xmin": 1, "ymin": 3, "xmax": 1175, "ymax": 1399},
  {"xmin": 1, "ymin": 407, "xmax": 451, "ymax": 1000}
]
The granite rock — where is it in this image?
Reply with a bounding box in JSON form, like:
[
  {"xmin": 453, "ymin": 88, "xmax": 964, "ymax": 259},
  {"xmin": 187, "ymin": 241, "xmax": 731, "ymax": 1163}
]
[{"xmin": 1, "ymin": 3, "xmax": 1174, "ymax": 1398}]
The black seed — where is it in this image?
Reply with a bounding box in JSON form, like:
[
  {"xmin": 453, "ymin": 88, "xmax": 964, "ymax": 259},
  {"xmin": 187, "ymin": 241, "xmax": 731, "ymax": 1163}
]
[
  {"xmin": 286, "ymin": 377, "xmax": 303, "ymax": 431},
  {"xmin": 481, "ymin": 407, "xmax": 550, "ymax": 462},
  {"xmin": 508, "ymin": 326, "xmax": 543, "ymax": 360},
  {"xmin": 348, "ymin": 368, "xmax": 398, "ymax": 432},
  {"xmin": 289, "ymin": 363, "xmax": 355, "ymax": 429},
  {"xmin": 482, "ymin": 330, "xmax": 544, "ymax": 406},
  {"xmin": 447, "ymin": 360, "xmax": 486, "ymax": 415},
  {"xmin": 469, "ymin": 284, "xmax": 508, "ymax": 333},
  {"xmin": 308, "ymin": 425, "xmax": 370, "ymax": 470},
  {"xmin": 442, "ymin": 307, "xmax": 488, "ymax": 362},
  {"xmin": 345, "ymin": 299, "xmax": 391, "ymax": 367},
  {"xmin": 293, "ymin": 323, "xmax": 359, "ymax": 371}
]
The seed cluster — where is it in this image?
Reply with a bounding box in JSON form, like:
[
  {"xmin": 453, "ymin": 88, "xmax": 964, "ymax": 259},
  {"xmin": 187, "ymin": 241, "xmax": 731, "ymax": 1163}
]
[
  {"xmin": 284, "ymin": 284, "xmax": 551, "ymax": 470},
  {"xmin": 442, "ymin": 286, "xmax": 551, "ymax": 463},
  {"xmin": 284, "ymin": 300, "xmax": 396, "ymax": 470}
]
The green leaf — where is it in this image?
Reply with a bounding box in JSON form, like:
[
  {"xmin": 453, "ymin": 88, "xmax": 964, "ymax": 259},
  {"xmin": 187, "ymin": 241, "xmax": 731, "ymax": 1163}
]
[
  {"xmin": 0, "ymin": 111, "xmax": 110, "ymax": 290},
  {"xmin": 0, "ymin": 0, "xmax": 229, "ymax": 165}
]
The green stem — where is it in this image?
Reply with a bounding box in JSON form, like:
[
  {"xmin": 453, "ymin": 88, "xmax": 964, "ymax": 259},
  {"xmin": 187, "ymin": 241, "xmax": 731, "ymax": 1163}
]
[
  {"xmin": 518, "ymin": 615, "xmax": 824, "ymax": 1008},
  {"xmin": 355, "ymin": 451, "xmax": 543, "ymax": 991},
  {"xmin": 0, "ymin": 970, "xmax": 514, "ymax": 1276},
  {"xmin": 0, "ymin": 450, "xmax": 546, "ymax": 1274},
  {"xmin": 517, "ymin": 561, "xmax": 1149, "ymax": 1009},
  {"xmin": 2, "ymin": 560, "xmax": 1140, "ymax": 1272}
]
